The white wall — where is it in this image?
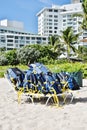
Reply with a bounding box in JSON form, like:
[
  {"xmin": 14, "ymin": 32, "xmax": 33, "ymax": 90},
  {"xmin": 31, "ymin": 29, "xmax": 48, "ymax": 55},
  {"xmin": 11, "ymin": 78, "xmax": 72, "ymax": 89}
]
[
  {"xmin": 0, "ymin": 19, "xmax": 24, "ymax": 30},
  {"xmin": 0, "ymin": 19, "xmax": 8, "ymax": 26}
]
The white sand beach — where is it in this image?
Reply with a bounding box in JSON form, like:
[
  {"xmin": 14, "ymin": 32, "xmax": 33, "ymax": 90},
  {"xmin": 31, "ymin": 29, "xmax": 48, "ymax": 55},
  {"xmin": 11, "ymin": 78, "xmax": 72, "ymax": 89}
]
[{"xmin": 0, "ymin": 78, "xmax": 87, "ymax": 130}]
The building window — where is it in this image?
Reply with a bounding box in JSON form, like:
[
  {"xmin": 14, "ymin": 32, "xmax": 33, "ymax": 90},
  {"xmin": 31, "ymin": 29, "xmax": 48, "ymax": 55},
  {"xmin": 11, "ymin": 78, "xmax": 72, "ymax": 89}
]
[
  {"xmin": 54, "ymin": 10, "xmax": 58, "ymax": 12},
  {"xmin": 63, "ymin": 23, "xmax": 66, "ymax": 26},
  {"xmin": 37, "ymin": 37, "xmax": 41, "ymax": 40},
  {"xmin": 37, "ymin": 41, "xmax": 41, "ymax": 44},
  {"xmin": 20, "ymin": 45, "xmax": 24, "ymax": 47},
  {"xmin": 7, "ymin": 48, "xmax": 13, "ymax": 50},
  {"xmin": 7, "ymin": 44, "xmax": 13, "ymax": 46},
  {"xmin": 0, "ymin": 36, "xmax": 5, "ymax": 39},
  {"xmin": 54, "ymin": 27, "xmax": 57, "ymax": 29},
  {"xmin": 1, "ymin": 40, "xmax": 5, "ymax": 43},
  {"xmin": 54, "ymin": 20, "xmax": 58, "ymax": 22},
  {"xmin": 73, "ymin": 18, "xmax": 77, "ymax": 21},
  {"xmin": 73, "ymin": 22, "xmax": 77, "ymax": 25},
  {"xmin": 31, "ymin": 37, "xmax": 35, "ymax": 40},
  {"xmin": 49, "ymin": 23, "xmax": 52, "ymax": 25},
  {"xmin": 54, "ymin": 23, "xmax": 58, "ymax": 25},
  {"xmin": 16, "ymin": 44, "xmax": 18, "ymax": 47},
  {"xmin": 26, "ymin": 37, "xmax": 30, "ymax": 40},
  {"xmin": 15, "ymin": 36, "xmax": 18, "ymax": 39},
  {"xmin": 67, "ymin": 15, "xmax": 71, "ymax": 18},
  {"xmin": 54, "ymin": 31, "xmax": 57, "ymax": 33},
  {"xmin": 49, "ymin": 19, "xmax": 52, "ymax": 21},
  {"xmin": 63, "ymin": 19, "xmax": 66, "ymax": 22},
  {"xmin": 20, "ymin": 40, "xmax": 25, "ymax": 43},
  {"xmin": 68, "ymin": 19, "xmax": 72, "ymax": 21},
  {"xmin": 49, "ymin": 31, "xmax": 52, "ymax": 33},
  {"xmin": 7, "ymin": 35, "xmax": 13, "ymax": 38},
  {"xmin": 54, "ymin": 15, "xmax": 58, "ymax": 18},
  {"xmin": 26, "ymin": 41, "xmax": 30, "ymax": 43},
  {"xmin": 7, "ymin": 40, "xmax": 13, "ymax": 42},
  {"xmin": 43, "ymin": 38, "xmax": 46, "ymax": 40},
  {"xmin": 49, "ymin": 15, "xmax": 52, "ymax": 17},
  {"xmin": 49, "ymin": 9, "xmax": 52, "ymax": 12},
  {"xmin": 20, "ymin": 36, "xmax": 24, "ymax": 39},
  {"xmin": 63, "ymin": 15, "xmax": 66, "ymax": 18},
  {"xmin": 15, "ymin": 40, "xmax": 18, "ymax": 43}
]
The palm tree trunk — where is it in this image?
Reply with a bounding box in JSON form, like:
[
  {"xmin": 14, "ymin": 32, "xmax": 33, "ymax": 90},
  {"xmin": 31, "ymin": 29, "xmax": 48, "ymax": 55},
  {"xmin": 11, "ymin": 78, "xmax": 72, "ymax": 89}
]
[{"xmin": 66, "ymin": 45, "xmax": 70, "ymax": 60}]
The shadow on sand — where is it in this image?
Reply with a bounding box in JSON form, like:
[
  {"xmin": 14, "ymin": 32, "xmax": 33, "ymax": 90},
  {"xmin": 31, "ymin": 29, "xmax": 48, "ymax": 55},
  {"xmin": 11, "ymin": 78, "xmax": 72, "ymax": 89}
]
[{"xmin": 71, "ymin": 97, "xmax": 87, "ymax": 104}]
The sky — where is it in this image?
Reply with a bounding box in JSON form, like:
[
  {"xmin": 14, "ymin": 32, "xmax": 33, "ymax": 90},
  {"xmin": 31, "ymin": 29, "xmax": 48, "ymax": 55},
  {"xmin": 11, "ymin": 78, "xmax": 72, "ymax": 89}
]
[{"xmin": 0, "ymin": 0, "xmax": 71, "ymax": 34}]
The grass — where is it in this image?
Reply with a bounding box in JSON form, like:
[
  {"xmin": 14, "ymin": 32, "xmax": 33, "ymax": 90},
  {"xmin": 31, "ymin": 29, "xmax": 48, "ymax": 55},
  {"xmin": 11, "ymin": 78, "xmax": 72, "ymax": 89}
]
[{"xmin": 0, "ymin": 62, "xmax": 87, "ymax": 78}]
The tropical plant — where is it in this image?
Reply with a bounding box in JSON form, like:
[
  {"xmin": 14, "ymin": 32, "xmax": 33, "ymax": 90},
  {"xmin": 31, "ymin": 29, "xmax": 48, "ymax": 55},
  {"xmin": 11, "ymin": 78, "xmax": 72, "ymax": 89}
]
[
  {"xmin": 78, "ymin": 45, "xmax": 87, "ymax": 61},
  {"xmin": 0, "ymin": 47, "xmax": 6, "ymax": 52},
  {"xmin": 48, "ymin": 35, "xmax": 60, "ymax": 46},
  {"xmin": 81, "ymin": 0, "xmax": 87, "ymax": 30},
  {"xmin": 60, "ymin": 27, "xmax": 79, "ymax": 60},
  {"xmin": 48, "ymin": 35, "xmax": 65, "ymax": 56},
  {"xmin": 77, "ymin": 46, "xmax": 84, "ymax": 59}
]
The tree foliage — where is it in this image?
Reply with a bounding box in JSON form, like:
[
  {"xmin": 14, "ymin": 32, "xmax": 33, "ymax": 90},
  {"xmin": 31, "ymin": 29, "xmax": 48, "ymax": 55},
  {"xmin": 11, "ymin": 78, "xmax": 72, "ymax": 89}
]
[
  {"xmin": 60, "ymin": 27, "xmax": 79, "ymax": 59},
  {"xmin": 48, "ymin": 35, "xmax": 60, "ymax": 46},
  {"xmin": 73, "ymin": 0, "xmax": 87, "ymax": 30},
  {"xmin": 5, "ymin": 50, "xmax": 19, "ymax": 65},
  {"xmin": 81, "ymin": 0, "xmax": 87, "ymax": 30},
  {"xmin": 0, "ymin": 54, "xmax": 8, "ymax": 66},
  {"xmin": 17, "ymin": 46, "xmax": 40, "ymax": 65},
  {"xmin": 78, "ymin": 45, "xmax": 87, "ymax": 61},
  {"xmin": 17, "ymin": 44, "xmax": 58, "ymax": 64},
  {"xmin": 48, "ymin": 35, "xmax": 65, "ymax": 55}
]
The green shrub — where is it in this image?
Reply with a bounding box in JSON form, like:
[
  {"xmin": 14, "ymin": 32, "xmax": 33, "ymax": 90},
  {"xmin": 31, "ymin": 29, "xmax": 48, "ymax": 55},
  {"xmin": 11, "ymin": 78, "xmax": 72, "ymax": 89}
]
[
  {"xmin": 5, "ymin": 50, "xmax": 19, "ymax": 65},
  {"xmin": 0, "ymin": 62, "xmax": 87, "ymax": 78},
  {"xmin": 47, "ymin": 62, "xmax": 87, "ymax": 79},
  {"xmin": 0, "ymin": 54, "xmax": 8, "ymax": 66},
  {"xmin": 17, "ymin": 47, "xmax": 40, "ymax": 65}
]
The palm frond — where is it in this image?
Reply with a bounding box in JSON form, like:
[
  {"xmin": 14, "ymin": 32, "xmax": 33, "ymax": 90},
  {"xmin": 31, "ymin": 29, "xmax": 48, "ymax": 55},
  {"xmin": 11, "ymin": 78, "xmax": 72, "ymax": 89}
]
[{"xmin": 72, "ymin": 13, "xmax": 83, "ymax": 18}]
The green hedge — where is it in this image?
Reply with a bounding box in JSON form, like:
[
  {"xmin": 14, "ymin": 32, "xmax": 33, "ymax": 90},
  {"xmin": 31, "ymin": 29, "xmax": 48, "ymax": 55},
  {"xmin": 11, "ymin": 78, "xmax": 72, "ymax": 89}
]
[
  {"xmin": 0, "ymin": 62, "xmax": 87, "ymax": 78},
  {"xmin": 46, "ymin": 62, "xmax": 87, "ymax": 78}
]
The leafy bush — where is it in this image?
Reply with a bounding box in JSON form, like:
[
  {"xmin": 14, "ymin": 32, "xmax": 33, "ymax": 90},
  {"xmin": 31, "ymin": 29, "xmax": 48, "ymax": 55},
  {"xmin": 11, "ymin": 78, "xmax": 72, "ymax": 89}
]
[
  {"xmin": 30, "ymin": 44, "xmax": 58, "ymax": 64},
  {"xmin": 17, "ymin": 46, "xmax": 40, "ymax": 65},
  {"xmin": 17, "ymin": 45, "xmax": 58, "ymax": 65},
  {"xmin": 0, "ymin": 54, "xmax": 8, "ymax": 66},
  {"xmin": 5, "ymin": 50, "xmax": 19, "ymax": 65},
  {"xmin": 47, "ymin": 62, "xmax": 83, "ymax": 73}
]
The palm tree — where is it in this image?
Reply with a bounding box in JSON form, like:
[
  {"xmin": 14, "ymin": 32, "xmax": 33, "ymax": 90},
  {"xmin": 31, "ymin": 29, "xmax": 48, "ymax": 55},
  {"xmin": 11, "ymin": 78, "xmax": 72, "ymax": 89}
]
[
  {"xmin": 48, "ymin": 35, "xmax": 65, "ymax": 55},
  {"xmin": 77, "ymin": 46, "xmax": 84, "ymax": 59},
  {"xmin": 48, "ymin": 35, "xmax": 60, "ymax": 46},
  {"xmin": 0, "ymin": 47, "xmax": 6, "ymax": 52},
  {"xmin": 60, "ymin": 27, "xmax": 79, "ymax": 60},
  {"xmin": 78, "ymin": 45, "xmax": 87, "ymax": 60},
  {"xmin": 81, "ymin": 0, "xmax": 87, "ymax": 30}
]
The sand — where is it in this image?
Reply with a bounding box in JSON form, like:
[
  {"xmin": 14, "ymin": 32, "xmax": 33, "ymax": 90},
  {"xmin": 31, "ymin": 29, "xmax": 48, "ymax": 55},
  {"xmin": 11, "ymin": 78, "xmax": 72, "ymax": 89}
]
[{"xmin": 0, "ymin": 78, "xmax": 87, "ymax": 130}]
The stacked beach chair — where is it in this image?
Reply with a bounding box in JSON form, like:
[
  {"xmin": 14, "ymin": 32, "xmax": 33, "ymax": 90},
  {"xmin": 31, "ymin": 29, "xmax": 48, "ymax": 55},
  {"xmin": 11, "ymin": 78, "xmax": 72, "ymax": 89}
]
[{"xmin": 5, "ymin": 63, "xmax": 80, "ymax": 106}]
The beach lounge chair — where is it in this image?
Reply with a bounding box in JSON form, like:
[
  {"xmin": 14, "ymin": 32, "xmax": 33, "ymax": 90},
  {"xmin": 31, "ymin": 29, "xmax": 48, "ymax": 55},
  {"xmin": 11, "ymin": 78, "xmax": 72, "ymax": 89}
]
[{"xmin": 5, "ymin": 63, "xmax": 75, "ymax": 106}]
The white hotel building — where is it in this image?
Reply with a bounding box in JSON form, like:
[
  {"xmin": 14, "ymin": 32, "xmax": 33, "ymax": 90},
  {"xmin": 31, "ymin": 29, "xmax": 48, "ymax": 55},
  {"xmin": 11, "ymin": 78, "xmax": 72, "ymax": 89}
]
[
  {"xmin": 0, "ymin": 19, "xmax": 48, "ymax": 50},
  {"xmin": 37, "ymin": 0, "xmax": 87, "ymax": 46},
  {"xmin": 37, "ymin": 1, "xmax": 82, "ymax": 36}
]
